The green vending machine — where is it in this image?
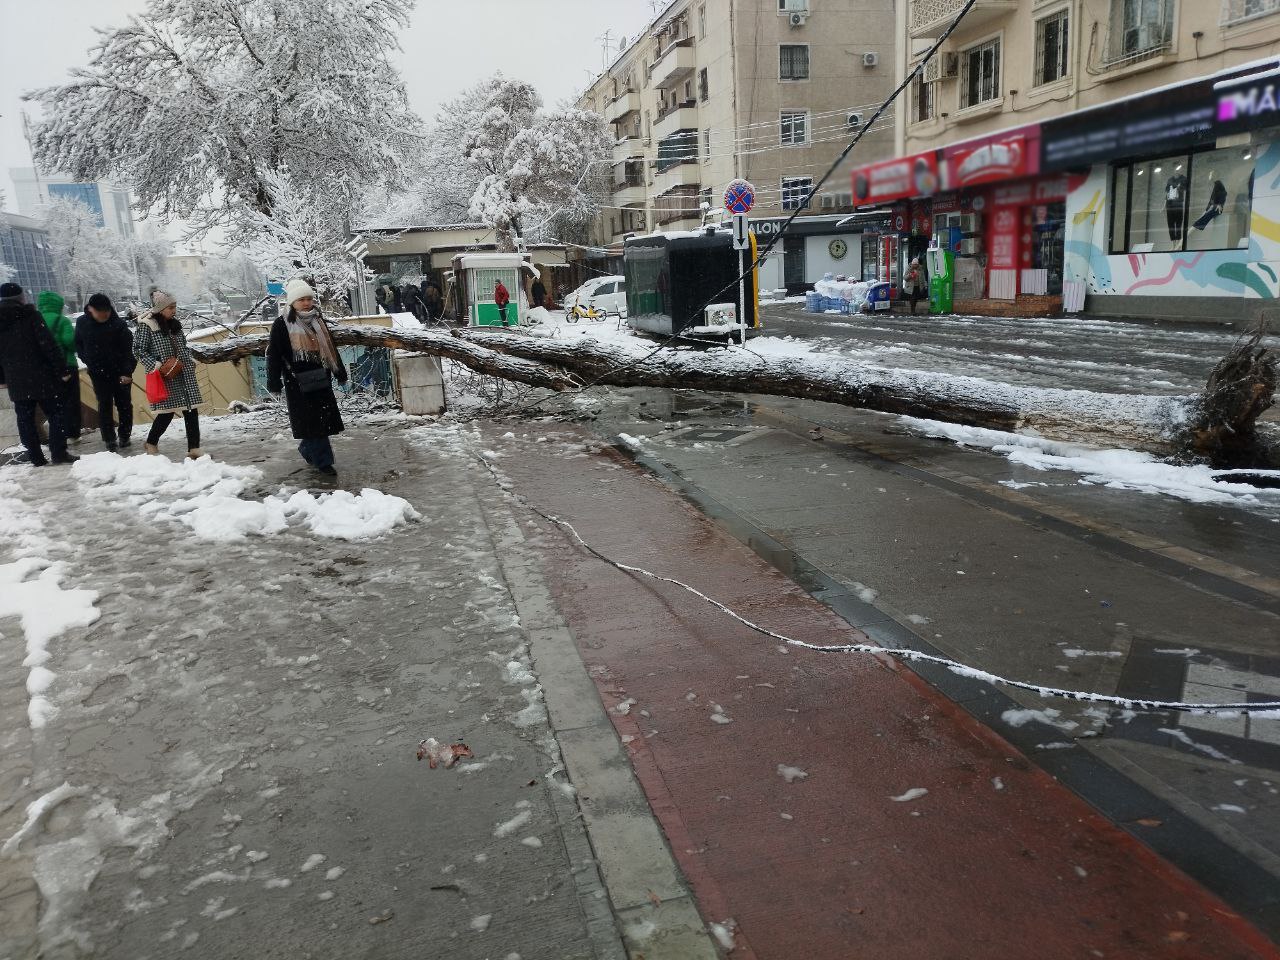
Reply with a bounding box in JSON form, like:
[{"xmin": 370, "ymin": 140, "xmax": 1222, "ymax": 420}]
[{"xmin": 927, "ymin": 243, "xmax": 954, "ymax": 314}]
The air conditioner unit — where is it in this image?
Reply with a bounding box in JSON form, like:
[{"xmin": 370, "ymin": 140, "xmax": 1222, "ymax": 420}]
[
  {"xmin": 847, "ymin": 111, "xmax": 863, "ymax": 129},
  {"xmin": 942, "ymin": 52, "xmax": 960, "ymax": 79},
  {"xmin": 837, "ymin": 192, "xmax": 853, "ymax": 207},
  {"xmin": 789, "ymin": 12, "xmax": 807, "ymax": 27},
  {"xmin": 862, "ymin": 52, "xmax": 879, "ymax": 68},
  {"xmin": 819, "ymin": 194, "xmax": 836, "ymax": 210},
  {"xmin": 922, "ymin": 58, "xmax": 941, "ymax": 83}
]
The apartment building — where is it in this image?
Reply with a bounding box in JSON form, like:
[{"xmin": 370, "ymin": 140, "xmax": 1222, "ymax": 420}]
[
  {"xmin": 577, "ymin": 0, "xmax": 896, "ymax": 289},
  {"xmin": 846, "ymin": 0, "xmax": 1280, "ymax": 321}
]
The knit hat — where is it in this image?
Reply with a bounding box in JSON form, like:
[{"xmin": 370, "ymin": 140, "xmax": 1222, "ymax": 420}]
[
  {"xmin": 0, "ymin": 282, "xmax": 22, "ymax": 300},
  {"xmin": 87, "ymin": 293, "xmax": 114, "ymax": 311},
  {"xmin": 152, "ymin": 290, "xmax": 177, "ymax": 311},
  {"xmin": 285, "ymin": 277, "xmax": 317, "ymax": 306}
]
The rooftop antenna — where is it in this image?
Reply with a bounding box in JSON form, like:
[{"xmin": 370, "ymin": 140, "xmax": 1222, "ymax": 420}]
[
  {"xmin": 648, "ymin": 0, "xmax": 665, "ymax": 16},
  {"xmin": 596, "ymin": 29, "xmax": 615, "ymax": 68}
]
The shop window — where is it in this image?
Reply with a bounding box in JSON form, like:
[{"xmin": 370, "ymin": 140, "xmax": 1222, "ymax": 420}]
[
  {"xmin": 960, "ymin": 37, "xmax": 1001, "ymax": 108},
  {"xmin": 912, "ymin": 75, "xmax": 935, "ymax": 123},
  {"xmin": 781, "ymin": 176, "xmax": 813, "ymax": 210},
  {"xmin": 781, "ymin": 110, "xmax": 809, "ymax": 146},
  {"xmin": 1034, "ymin": 10, "xmax": 1069, "ymax": 86},
  {"xmin": 1109, "ymin": 146, "xmax": 1255, "ymax": 254},
  {"xmin": 780, "ymin": 44, "xmax": 810, "ymax": 81}
]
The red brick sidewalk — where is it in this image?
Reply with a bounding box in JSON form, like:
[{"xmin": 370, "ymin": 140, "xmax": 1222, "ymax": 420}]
[{"xmin": 491, "ymin": 427, "xmax": 1279, "ymax": 960}]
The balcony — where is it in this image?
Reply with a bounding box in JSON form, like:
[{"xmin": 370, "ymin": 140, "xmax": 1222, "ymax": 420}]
[
  {"xmin": 654, "ymin": 160, "xmax": 701, "ymax": 195},
  {"xmin": 654, "ymin": 101, "xmax": 699, "ymax": 140},
  {"xmin": 1222, "ymin": 0, "xmax": 1280, "ymax": 26},
  {"xmin": 606, "ymin": 90, "xmax": 641, "ymax": 125},
  {"xmin": 651, "ymin": 38, "xmax": 696, "ymax": 91},
  {"xmin": 655, "ymin": 184, "xmax": 701, "ymax": 227},
  {"xmin": 614, "ymin": 183, "xmax": 649, "ymax": 207},
  {"xmin": 613, "ymin": 135, "xmax": 646, "ymax": 164},
  {"xmin": 908, "ymin": 0, "xmax": 1016, "ymax": 38}
]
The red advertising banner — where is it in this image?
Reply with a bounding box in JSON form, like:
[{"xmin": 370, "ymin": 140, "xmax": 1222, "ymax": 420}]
[
  {"xmin": 851, "ymin": 151, "xmax": 940, "ymax": 206},
  {"xmin": 987, "ymin": 206, "xmax": 1021, "ymax": 270},
  {"xmin": 945, "ymin": 128, "xmax": 1039, "ymax": 190}
]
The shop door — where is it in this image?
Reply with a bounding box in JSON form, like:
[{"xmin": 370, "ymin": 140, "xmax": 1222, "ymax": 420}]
[
  {"xmin": 784, "ymin": 237, "xmax": 806, "ymax": 290},
  {"xmin": 1034, "ymin": 202, "xmax": 1066, "ymax": 296}
]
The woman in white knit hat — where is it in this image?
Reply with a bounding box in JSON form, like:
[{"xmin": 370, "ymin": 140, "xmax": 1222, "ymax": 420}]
[
  {"xmin": 266, "ymin": 278, "xmax": 348, "ymax": 475},
  {"xmin": 134, "ymin": 289, "xmax": 205, "ymax": 458}
]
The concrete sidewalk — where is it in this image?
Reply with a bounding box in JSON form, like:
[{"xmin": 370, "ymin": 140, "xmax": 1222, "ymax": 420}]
[
  {"xmin": 0, "ymin": 414, "xmax": 713, "ymax": 960},
  {"xmin": 3, "ymin": 409, "xmax": 1277, "ymax": 959}
]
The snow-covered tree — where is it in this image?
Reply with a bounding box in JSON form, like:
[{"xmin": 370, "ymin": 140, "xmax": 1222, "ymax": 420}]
[
  {"xmin": 27, "ymin": 0, "xmax": 420, "ymax": 244},
  {"xmin": 0, "ymin": 189, "xmax": 14, "ymax": 284},
  {"xmin": 204, "ymin": 250, "xmax": 265, "ymax": 300},
  {"xmin": 126, "ymin": 227, "xmax": 173, "ymax": 301},
  {"xmin": 235, "ymin": 168, "xmax": 355, "ymax": 299},
  {"xmin": 380, "ymin": 76, "xmax": 611, "ymax": 250},
  {"xmin": 44, "ymin": 197, "xmax": 133, "ymax": 305}
]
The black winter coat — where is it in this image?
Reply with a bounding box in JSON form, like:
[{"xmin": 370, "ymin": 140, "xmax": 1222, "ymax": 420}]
[
  {"xmin": 75, "ymin": 311, "xmax": 137, "ymax": 381},
  {"xmin": 0, "ymin": 298, "xmax": 68, "ymax": 402},
  {"xmin": 266, "ymin": 316, "xmax": 349, "ymax": 440}
]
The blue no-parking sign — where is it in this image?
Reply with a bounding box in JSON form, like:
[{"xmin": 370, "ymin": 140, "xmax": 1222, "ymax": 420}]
[{"xmin": 724, "ymin": 179, "xmax": 756, "ymax": 215}]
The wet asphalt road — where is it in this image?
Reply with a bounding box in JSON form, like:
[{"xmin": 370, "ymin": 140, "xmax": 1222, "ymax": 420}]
[{"xmin": 760, "ymin": 302, "xmax": 1266, "ymax": 396}]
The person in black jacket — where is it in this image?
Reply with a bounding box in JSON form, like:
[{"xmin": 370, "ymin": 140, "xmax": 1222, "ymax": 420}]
[
  {"xmin": 76, "ymin": 293, "xmax": 137, "ymax": 452},
  {"xmin": 0, "ymin": 282, "xmax": 77, "ymax": 466},
  {"xmin": 266, "ymin": 278, "xmax": 348, "ymax": 476}
]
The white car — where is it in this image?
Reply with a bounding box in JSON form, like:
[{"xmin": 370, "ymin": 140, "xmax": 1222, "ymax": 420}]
[{"xmin": 567, "ymin": 275, "xmax": 627, "ymax": 318}]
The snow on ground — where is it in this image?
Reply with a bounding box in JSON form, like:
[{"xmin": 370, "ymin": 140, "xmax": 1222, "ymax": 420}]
[
  {"xmin": 900, "ymin": 417, "xmax": 1280, "ymax": 512},
  {"xmin": 72, "ymin": 452, "xmax": 418, "ymax": 541}
]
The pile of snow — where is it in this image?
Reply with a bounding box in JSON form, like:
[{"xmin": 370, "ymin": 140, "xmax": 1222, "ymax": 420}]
[
  {"xmin": 901, "ymin": 417, "xmax": 1280, "ymax": 509},
  {"xmin": 72, "ymin": 452, "xmax": 419, "ymax": 541}
]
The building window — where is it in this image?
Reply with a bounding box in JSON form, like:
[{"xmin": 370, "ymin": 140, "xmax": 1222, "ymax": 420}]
[
  {"xmin": 779, "ymin": 44, "xmax": 810, "ymax": 81},
  {"xmin": 780, "ymin": 110, "xmax": 809, "ymax": 146},
  {"xmin": 911, "ymin": 75, "xmax": 935, "ymax": 123},
  {"xmin": 699, "ymin": 4, "xmax": 707, "ymax": 37},
  {"xmin": 1109, "ymin": 146, "xmax": 1256, "ymax": 254},
  {"xmin": 779, "ymin": 0, "xmax": 809, "ymax": 9},
  {"xmin": 1107, "ymin": 0, "xmax": 1174, "ymax": 64},
  {"xmin": 1034, "ymin": 10, "xmax": 1069, "ymax": 86},
  {"xmin": 643, "ymin": 60, "xmax": 650, "ymax": 86},
  {"xmin": 1223, "ymin": 0, "xmax": 1280, "ymax": 27},
  {"xmin": 960, "ymin": 36, "xmax": 1001, "ymax": 108},
  {"xmin": 703, "ymin": 128, "xmax": 712, "ymax": 163},
  {"xmin": 699, "ymin": 68, "xmax": 710, "ymax": 102},
  {"xmin": 781, "ymin": 176, "xmax": 813, "ymax": 210}
]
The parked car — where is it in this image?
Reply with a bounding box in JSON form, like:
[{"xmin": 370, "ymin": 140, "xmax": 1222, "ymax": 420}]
[{"xmin": 566, "ymin": 275, "xmax": 627, "ymax": 318}]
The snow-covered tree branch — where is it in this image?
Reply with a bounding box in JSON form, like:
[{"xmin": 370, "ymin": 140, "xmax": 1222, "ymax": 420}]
[
  {"xmin": 44, "ymin": 197, "xmax": 134, "ymax": 304},
  {"xmin": 27, "ymin": 0, "xmax": 422, "ymax": 282}
]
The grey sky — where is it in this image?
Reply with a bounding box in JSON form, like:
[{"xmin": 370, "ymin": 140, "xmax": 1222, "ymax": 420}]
[{"xmin": 0, "ymin": 0, "xmax": 655, "ymax": 219}]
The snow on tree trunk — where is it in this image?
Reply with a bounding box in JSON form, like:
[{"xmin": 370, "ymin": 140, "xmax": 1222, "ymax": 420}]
[{"xmin": 187, "ymin": 324, "xmax": 1277, "ymax": 467}]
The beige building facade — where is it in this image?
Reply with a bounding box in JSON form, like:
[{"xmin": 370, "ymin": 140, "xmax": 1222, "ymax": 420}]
[
  {"xmin": 845, "ymin": 0, "xmax": 1280, "ymax": 321},
  {"xmin": 578, "ymin": 0, "xmax": 897, "ymax": 289}
]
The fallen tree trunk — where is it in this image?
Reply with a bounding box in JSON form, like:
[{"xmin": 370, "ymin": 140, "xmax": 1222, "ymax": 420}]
[
  {"xmin": 189, "ymin": 326, "xmax": 582, "ymax": 394},
  {"xmin": 187, "ymin": 323, "xmax": 1275, "ymax": 466}
]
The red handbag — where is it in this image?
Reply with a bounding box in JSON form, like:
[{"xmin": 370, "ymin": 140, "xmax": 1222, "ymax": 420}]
[{"xmin": 145, "ymin": 369, "xmax": 170, "ymax": 404}]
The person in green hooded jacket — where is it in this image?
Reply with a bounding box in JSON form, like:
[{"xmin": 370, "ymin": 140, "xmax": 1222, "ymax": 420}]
[{"xmin": 37, "ymin": 291, "xmax": 82, "ymax": 441}]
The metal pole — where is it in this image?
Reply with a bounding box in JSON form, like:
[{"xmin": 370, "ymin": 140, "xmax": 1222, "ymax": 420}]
[{"xmin": 738, "ymin": 247, "xmax": 746, "ymax": 347}]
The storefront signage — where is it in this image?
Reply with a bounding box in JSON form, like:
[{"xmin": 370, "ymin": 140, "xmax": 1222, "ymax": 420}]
[
  {"xmin": 1042, "ymin": 89, "xmax": 1218, "ymax": 171},
  {"xmin": 850, "ymin": 152, "xmax": 940, "ymax": 206},
  {"xmin": 946, "ymin": 132, "xmax": 1034, "ymax": 190},
  {"xmin": 1216, "ymin": 67, "xmax": 1280, "ymax": 135}
]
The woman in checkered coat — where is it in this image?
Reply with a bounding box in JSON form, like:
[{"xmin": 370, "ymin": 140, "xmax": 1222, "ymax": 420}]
[{"xmin": 134, "ymin": 290, "xmax": 205, "ymax": 458}]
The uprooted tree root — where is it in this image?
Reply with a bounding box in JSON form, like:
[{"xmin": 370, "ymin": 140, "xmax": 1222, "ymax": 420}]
[
  {"xmin": 1181, "ymin": 321, "xmax": 1277, "ymax": 468},
  {"xmin": 191, "ymin": 321, "xmax": 1279, "ymax": 470}
]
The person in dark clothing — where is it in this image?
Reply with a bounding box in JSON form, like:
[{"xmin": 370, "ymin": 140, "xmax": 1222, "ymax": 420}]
[
  {"xmin": 267, "ymin": 278, "xmax": 349, "ymax": 476},
  {"xmin": 0, "ymin": 283, "xmax": 77, "ymax": 466},
  {"xmin": 530, "ymin": 277, "xmax": 547, "ymax": 309},
  {"xmin": 401, "ymin": 284, "xmax": 426, "ymax": 323},
  {"xmin": 494, "ymin": 280, "xmax": 511, "ymax": 327},
  {"xmin": 76, "ymin": 293, "xmax": 137, "ymax": 451},
  {"xmin": 423, "ymin": 282, "xmax": 444, "ymax": 322}
]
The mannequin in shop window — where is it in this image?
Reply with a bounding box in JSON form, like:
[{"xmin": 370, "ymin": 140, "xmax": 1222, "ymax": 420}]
[
  {"xmin": 1193, "ymin": 171, "xmax": 1229, "ymax": 232},
  {"xmin": 1165, "ymin": 171, "xmax": 1189, "ymax": 241}
]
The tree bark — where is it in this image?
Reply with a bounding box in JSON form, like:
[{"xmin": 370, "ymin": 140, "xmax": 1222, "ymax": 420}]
[
  {"xmin": 187, "ymin": 326, "xmax": 582, "ymax": 393},
  {"xmin": 187, "ymin": 323, "xmax": 1276, "ymax": 466}
]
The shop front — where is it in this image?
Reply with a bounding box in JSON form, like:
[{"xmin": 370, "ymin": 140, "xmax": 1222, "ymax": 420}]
[
  {"xmin": 749, "ymin": 214, "xmax": 888, "ymax": 292},
  {"xmin": 1045, "ymin": 57, "xmax": 1280, "ymax": 323},
  {"xmin": 847, "ymin": 124, "xmax": 1069, "ymax": 307}
]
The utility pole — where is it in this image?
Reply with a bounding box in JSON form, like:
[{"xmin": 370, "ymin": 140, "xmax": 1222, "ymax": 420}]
[{"xmin": 595, "ymin": 30, "xmax": 615, "ymax": 68}]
